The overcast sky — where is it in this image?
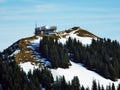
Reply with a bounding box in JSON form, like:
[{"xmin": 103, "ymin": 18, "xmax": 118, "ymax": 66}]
[{"xmin": 0, "ymin": 0, "xmax": 120, "ymax": 50}]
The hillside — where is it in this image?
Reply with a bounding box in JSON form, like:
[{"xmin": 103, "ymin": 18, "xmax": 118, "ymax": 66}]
[{"xmin": 1, "ymin": 27, "xmax": 120, "ymax": 89}]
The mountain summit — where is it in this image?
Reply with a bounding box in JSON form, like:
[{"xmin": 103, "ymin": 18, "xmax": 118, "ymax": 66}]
[{"xmin": 1, "ymin": 26, "xmax": 99, "ymax": 64}]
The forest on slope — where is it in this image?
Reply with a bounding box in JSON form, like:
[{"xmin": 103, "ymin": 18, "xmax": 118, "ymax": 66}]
[
  {"xmin": 39, "ymin": 36, "xmax": 120, "ymax": 81},
  {"xmin": 0, "ymin": 58, "xmax": 119, "ymax": 90},
  {"xmin": 1, "ymin": 35, "xmax": 120, "ymax": 89},
  {"xmin": 66, "ymin": 38, "xmax": 120, "ymax": 81}
]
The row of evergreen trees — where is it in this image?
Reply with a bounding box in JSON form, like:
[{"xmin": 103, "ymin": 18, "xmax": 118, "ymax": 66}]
[
  {"xmin": 65, "ymin": 37, "xmax": 120, "ymax": 81},
  {"xmin": 1, "ymin": 60, "xmax": 120, "ymax": 90},
  {"xmin": 39, "ymin": 36, "xmax": 120, "ymax": 81}
]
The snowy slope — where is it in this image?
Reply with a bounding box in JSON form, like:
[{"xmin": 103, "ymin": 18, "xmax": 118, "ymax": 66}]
[
  {"xmin": 18, "ymin": 34, "xmax": 120, "ymax": 88},
  {"xmin": 19, "ymin": 60, "xmax": 120, "ymax": 88},
  {"xmin": 51, "ymin": 61, "xmax": 120, "ymax": 88}
]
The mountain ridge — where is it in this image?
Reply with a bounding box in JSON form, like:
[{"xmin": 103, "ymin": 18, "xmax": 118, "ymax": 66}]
[{"xmin": 1, "ymin": 27, "xmax": 99, "ymax": 65}]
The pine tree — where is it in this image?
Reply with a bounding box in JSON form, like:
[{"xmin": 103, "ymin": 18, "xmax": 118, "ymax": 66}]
[
  {"xmin": 81, "ymin": 86, "xmax": 85, "ymax": 90},
  {"xmin": 112, "ymin": 83, "xmax": 115, "ymax": 90},
  {"xmin": 92, "ymin": 80, "xmax": 97, "ymax": 90},
  {"xmin": 60, "ymin": 76, "xmax": 68, "ymax": 90},
  {"xmin": 71, "ymin": 76, "xmax": 80, "ymax": 90},
  {"xmin": 117, "ymin": 84, "xmax": 120, "ymax": 90}
]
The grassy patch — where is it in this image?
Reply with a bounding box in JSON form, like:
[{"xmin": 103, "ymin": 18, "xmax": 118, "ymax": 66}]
[
  {"xmin": 15, "ymin": 36, "xmax": 38, "ymax": 64},
  {"xmin": 61, "ymin": 34, "xmax": 69, "ymax": 38},
  {"xmin": 65, "ymin": 29, "xmax": 74, "ymax": 33},
  {"xmin": 42, "ymin": 35, "xmax": 61, "ymax": 39},
  {"xmin": 74, "ymin": 29, "xmax": 100, "ymax": 38}
]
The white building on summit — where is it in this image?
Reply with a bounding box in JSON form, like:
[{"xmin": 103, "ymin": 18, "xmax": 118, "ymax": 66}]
[{"xmin": 35, "ymin": 25, "xmax": 57, "ymax": 35}]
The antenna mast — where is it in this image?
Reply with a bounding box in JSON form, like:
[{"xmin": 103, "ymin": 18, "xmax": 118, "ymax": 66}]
[{"xmin": 35, "ymin": 23, "xmax": 37, "ymax": 28}]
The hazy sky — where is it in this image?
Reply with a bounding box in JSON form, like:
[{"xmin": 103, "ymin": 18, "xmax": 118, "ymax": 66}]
[{"xmin": 0, "ymin": 0, "xmax": 120, "ymax": 50}]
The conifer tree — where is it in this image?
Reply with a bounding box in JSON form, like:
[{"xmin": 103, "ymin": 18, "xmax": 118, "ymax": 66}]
[
  {"xmin": 71, "ymin": 76, "xmax": 80, "ymax": 90},
  {"xmin": 92, "ymin": 80, "xmax": 97, "ymax": 90}
]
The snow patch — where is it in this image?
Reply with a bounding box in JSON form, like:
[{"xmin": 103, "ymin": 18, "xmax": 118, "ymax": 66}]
[
  {"xmin": 10, "ymin": 50, "xmax": 20, "ymax": 56},
  {"xmin": 12, "ymin": 50, "xmax": 20, "ymax": 54},
  {"xmin": 30, "ymin": 36, "xmax": 42, "ymax": 44},
  {"xmin": 20, "ymin": 62, "xmax": 38, "ymax": 73},
  {"xmin": 40, "ymin": 58, "xmax": 51, "ymax": 67},
  {"xmin": 59, "ymin": 30, "xmax": 93, "ymax": 45}
]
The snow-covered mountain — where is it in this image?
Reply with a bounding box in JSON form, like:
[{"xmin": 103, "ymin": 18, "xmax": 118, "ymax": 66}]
[{"xmin": 2, "ymin": 27, "xmax": 120, "ymax": 88}]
